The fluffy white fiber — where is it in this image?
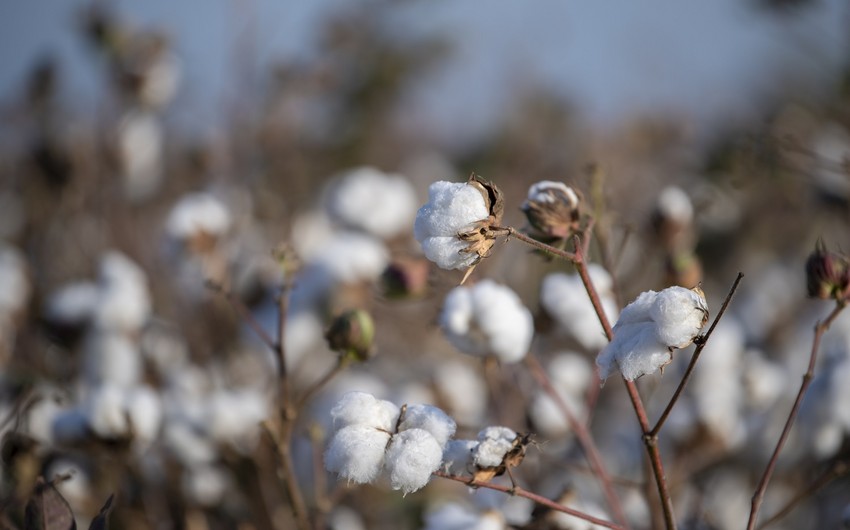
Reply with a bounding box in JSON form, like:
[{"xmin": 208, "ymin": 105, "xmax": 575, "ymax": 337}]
[
  {"xmin": 398, "ymin": 404, "xmax": 457, "ymax": 447},
  {"xmin": 330, "ymin": 391, "xmax": 400, "ymax": 432},
  {"xmin": 166, "ymin": 191, "xmax": 232, "ymax": 240},
  {"xmin": 473, "ymin": 426, "xmax": 516, "ymax": 468},
  {"xmin": 541, "ymin": 264, "xmax": 618, "ymax": 350},
  {"xmin": 325, "ymin": 424, "xmax": 391, "ymax": 484},
  {"xmin": 385, "ymin": 428, "xmax": 444, "ymax": 494}
]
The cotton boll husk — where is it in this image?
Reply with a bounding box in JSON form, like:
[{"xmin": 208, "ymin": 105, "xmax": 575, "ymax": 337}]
[
  {"xmin": 0, "ymin": 244, "xmax": 30, "ymax": 316},
  {"xmin": 414, "ymin": 181, "xmax": 490, "ymax": 270},
  {"xmin": 650, "ymin": 286, "xmax": 707, "ymax": 348},
  {"xmin": 82, "ymin": 331, "xmax": 143, "ymax": 386},
  {"xmin": 94, "ymin": 251, "xmax": 151, "ymax": 332},
  {"xmin": 385, "ymin": 428, "xmax": 443, "ymax": 494},
  {"xmin": 474, "ymin": 427, "xmax": 516, "ymax": 468},
  {"xmin": 398, "ymin": 404, "xmax": 456, "ymax": 448},
  {"xmin": 540, "ymin": 266, "xmax": 618, "ymax": 350},
  {"xmin": 325, "ymin": 425, "xmax": 390, "ymax": 484},
  {"xmin": 310, "ymin": 232, "xmax": 389, "ymax": 284},
  {"xmin": 45, "ymin": 281, "xmax": 98, "ymax": 326},
  {"xmin": 442, "ymin": 439, "xmax": 477, "ymax": 474},
  {"xmin": 440, "ymin": 281, "xmax": 534, "ymax": 363},
  {"xmin": 330, "ymin": 391, "xmax": 401, "ymax": 432},
  {"xmin": 165, "ymin": 192, "xmax": 231, "ymax": 241},
  {"xmin": 325, "ymin": 166, "xmax": 418, "ymax": 239},
  {"xmin": 183, "ymin": 465, "xmax": 229, "ymax": 507},
  {"xmin": 435, "ymin": 361, "xmax": 488, "ymax": 426}
]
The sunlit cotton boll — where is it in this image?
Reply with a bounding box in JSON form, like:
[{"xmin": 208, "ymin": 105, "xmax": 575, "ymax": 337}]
[
  {"xmin": 309, "ymin": 232, "xmax": 389, "ymax": 284},
  {"xmin": 414, "ymin": 180, "xmax": 490, "ymax": 270},
  {"xmin": 93, "ymin": 251, "xmax": 151, "ymax": 333},
  {"xmin": 540, "ymin": 265, "xmax": 618, "ymax": 351},
  {"xmin": 83, "ymin": 331, "xmax": 142, "ymax": 386},
  {"xmin": 117, "ymin": 110, "xmax": 164, "ymax": 202},
  {"xmin": 325, "ymin": 166, "xmax": 418, "ymax": 239},
  {"xmin": 330, "ymin": 391, "xmax": 401, "ymax": 433},
  {"xmin": 440, "ymin": 280, "xmax": 534, "ymax": 363},
  {"xmin": 165, "ymin": 191, "xmax": 232, "ymax": 243},
  {"xmin": 204, "ymin": 389, "xmax": 269, "ymax": 451},
  {"xmin": 45, "ymin": 281, "xmax": 98, "ymax": 327},
  {"xmin": 435, "ymin": 360, "xmax": 488, "ymax": 426},
  {"xmin": 385, "ymin": 428, "xmax": 444, "ymax": 494},
  {"xmin": 474, "ymin": 426, "xmax": 517, "ymax": 468},
  {"xmin": 397, "ymin": 404, "xmax": 457, "ymax": 447},
  {"xmin": 325, "ymin": 424, "xmax": 392, "ymax": 484},
  {"xmin": 596, "ymin": 286, "xmax": 707, "ymax": 381}
]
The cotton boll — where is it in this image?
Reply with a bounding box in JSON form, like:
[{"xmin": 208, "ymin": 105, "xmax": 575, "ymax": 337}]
[
  {"xmin": 474, "ymin": 427, "xmax": 516, "ymax": 468},
  {"xmin": 385, "ymin": 428, "xmax": 443, "ymax": 494},
  {"xmin": 398, "ymin": 404, "xmax": 456, "ymax": 448},
  {"xmin": 165, "ymin": 192, "xmax": 231, "ymax": 242},
  {"xmin": 540, "ymin": 266, "xmax": 618, "ymax": 350},
  {"xmin": 141, "ymin": 324, "xmax": 190, "ymax": 376},
  {"xmin": 597, "ymin": 321, "xmax": 671, "ymax": 382},
  {"xmin": 530, "ymin": 352, "xmax": 591, "ymax": 437},
  {"xmin": 650, "ymin": 287, "xmax": 708, "ymax": 348},
  {"xmin": 82, "ymin": 331, "xmax": 142, "ymax": 386},
  {"xmin": 309, "ymin": 373, "xmax": 389, "ymax": 433},
  {"xmin": 86, "ymin": 384, "xmax": 130, "ymax": 439},
  {"xmin": 435, "ymin": 361, "xmax": 488, "ymax": 426},
  {"xmin": 414, "ymin": 181, "xmax": 490, "ymax": 270},
  {"xmin": 656, "ymin": 186, "xmax": 694, "ymax": 225},
  {"xmin": 125, "ymin": 386, "xmax": 163, "ymax": 443},
  {"xmin": 204, "ymin": 389, "xmax": 269, "ymax": 450},
  {"xmin": 310, "ymin": 232, "xmax": 389, "ymax": 284},
  {"xmin": 46, "ymin": 459, "xmax": 91, "ymax": 513},
  {"xmin": 741, "ymin": 349, "xmax": 786, "ymax": 410},
  {"xmin": 330, "ymin": 391, "xmax": 401, "ymax": 432},
  {"xmin": 117, "ymin": 110, "xmax": 163, "ymax": 202},
  {"xmin": 291, "ymin": 210, "xmax": 336, "ymax": 262},
  {"xmin": 45, "ymin": 281, "xmax": 98, "ymax": 326},
  {"xmin": 325, "ymin": 166, "xmax": 418, "ymax": 239},
  {"xmin": 94, "ymin": 251, "xmax": 151, "ymax": 332},
  {"xmin": 163, "ymin": 419, "xmax": 218, "ymax": 466},
  {"xmin": 325, "ymin": 425, "xmax": 390, "ymax": 484},
  {"xmin": 440, "ymin": 281, "xmax": 534, "ymax": 363},
  {"xmin": 183, "ymin": 465, "xmax": 229, "ymax": 507},
  {"xmin": 443, "ymin": 439, "xmax": 477, "ymax": 474}
]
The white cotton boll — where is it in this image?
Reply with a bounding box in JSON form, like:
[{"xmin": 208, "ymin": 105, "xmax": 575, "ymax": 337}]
[
  {"xmin": 0, "ymin": 245, "xmax": 29, "ymax": 316},
  {"xmin": 414, "ymin": 181, "xmax": 490, "ymax": 270},
  {"xmin": 125, "ymin": 386, "xmax": 162, "ymax": 443},
  {"xmin": 82, "ymin": 331, "xmax": 142, "ymax": 386},
  {"xmin": 474, "ymin": 427, "xmax": 516, "ymax": 468},
  {"xmin": 47, "ymin": 460, "xmax": 91, "ymax": 512},
  {"xmin": 94, "ymin": 251, "xmax": 151, "ymax": 332},
  {"xmin": 701, "ymin": 471, "xmax": 752, "ymax": 530},
  {"xmin": 741, "ymin": 349, "xmax": 786, "ymax": 410},
  {"xmin": 291, "ymin": 210, "xmax": 336, "ymax": 262},
  {"xmin": 650, "ymin": 287, "xmax": 708, "ymax": 348},
  {"xmin": 435, "ymin": 361, "xmax": 488, "ymax": 426},
  {"xmin": 205, "ymin": 389, "xmax": 269, "ymax": 448},
  {"xmin": 541, "ymin": 266, "xmax": 618, "ymax": 351},
  {"xmin": 86, "ymin": 384, "xmax": 130, "ymax": 438},
  {"xmin": 310, "ymin": 373, "xmax": 389, "ymax": 433},
  {"xmin": 165, "ymin": 192, "xmax": 231, "ymax": 241},
  {"xmin": 163, "ymin": 419, "xmax": 217, "ymax": 466},
  {"xmin": 443, "ymin": 439, "xmax": 477, "ymax": 474},
  {"xmin": 398, "ymin": 404, "xmax": 456, "ymax": 448},
  {"xmin": 325, "ymin": 166, "xmax": 418, "ymax": 239},
  {"xmin": 45, "ymin": 282, "xmax": 98, "ymax": 325},
  {"xmin": 385, "ymin": 428, "xmax": 443, "ymax": 494},
  {"xmin": 527, "ymin": 181, "xmax": 579, "ymax": 206},
  {"xmin": 118, "ymin": 110, "xmax": 163, "ymax": 201},
  {"xmin": 140, "ymin": 51, "xmax": 181, "ymax": 108},
  {"xmin": 440, "ymin": 281, "xmax": 534, "ymax": 363},
  {"xmin": 597, "ymin": 287, "xmax": 707, "ymax": 382},
  {"xmin": 549, "ymin": 352, "xmax": 593, "ymax": 396},
  {"xmin": 325, "ymin": 424, "xmax": 390, "ymax": 484},
  {"xmin": 183, "ymin": 465, "xmax": 229, "ymax": 507},
  {"xmin": 25, "ymin": 391, "xmax": 67, "ymax": 445},
  {"xmin": 656, "ymin": 186, "xmax": 694, "ymax": 225},
  {"xmin": 331, "ymin": 391, "xmax": 401, "ymax": 432},
  {"xmin": 310, "ymin": 232, "xmax": 389, "ymax": 284}
]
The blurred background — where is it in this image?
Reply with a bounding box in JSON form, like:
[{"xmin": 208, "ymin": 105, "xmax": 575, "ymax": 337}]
[{"xmin": 2, "ymin": 0, "xmax": 850, "ymax": 529}]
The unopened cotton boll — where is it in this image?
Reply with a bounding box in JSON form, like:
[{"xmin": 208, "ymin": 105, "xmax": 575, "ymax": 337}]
[
  {"xmin": 325, "ymin": 424, "xmax": 391, "ymax": 484},
  {"xmin": 440, "ymin": 280, "xmax": 534, "ymax": 363},
  {"xmin": 541, "ymin": 265, "xmax": 618, "ymax": 350},
  {"xmin": 596, "ymin": 286, "xmax": 708, "ymax": 381},
  {"xmin": 165, "ymin": 192, "xmax": 231, "ymax": 242},
  {"xmin": 414, "ymin": 180, "xmax": 491, "ymax": 270},
  {"xmin": 398, "ymin": 404, "xmax": 457, "ymax": 447},
  {"xmin": 325, "ymin": 166, "xmax": 418, "ymax": 239},
  {"xmin": 385, "ymin": 428, "xmax": 444, "ymax": 494},
  {"xmin": 330, "ymin": 391, "xmax": 401, "ymax": 432},
  {"xmin": 94, "ymin": 251, "xmax": 151, "ymax": 332}
]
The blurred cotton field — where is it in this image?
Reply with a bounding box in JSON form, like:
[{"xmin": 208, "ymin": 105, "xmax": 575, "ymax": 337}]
[{"xmin": 2, "ymin": 2, "xmax": 850, "ymax": 530}]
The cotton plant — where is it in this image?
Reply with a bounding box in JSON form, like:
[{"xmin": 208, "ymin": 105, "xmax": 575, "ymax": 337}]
[
  {"xmin": 442, "ymin": 426, "xmax": 531, "ymax": 486},
  {"xmin": 541, "ymin": 265, "xmax": 618, "ymax": 351},
  {"xmin": 324, "ymin": 391, "xmax": 456, "ymax": 495},
  {"xmin": 324, "ymin": 166, "xmax": 418, "ymax": 239},
  {"xmin": 596, "ymin": 285, "xmax": 709, "ymax": 382},
  {"xmin": 165, "ymin": 191, "xmax": 232, "ymax": 251},
  {"xmin": 439, "ymin": 280, "xmax": 534, "ymax": 364},
  {"xmin": 529, "ymin": 352, "xmax": 593, "ymax": 438}
]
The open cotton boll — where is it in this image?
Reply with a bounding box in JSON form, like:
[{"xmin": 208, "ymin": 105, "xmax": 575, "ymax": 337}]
[
  {"xmin": 45, "ymin": 281, "xmax": 98, "ymax": 326},
  {"xmin": 385, "ymin": 428, "xmax": 444, "ymax": 494},
  {"xmin": 47, "ymin": 459, "xmax": 91, "ymax": 513},
  {"xmin": 435, "ymin": 361, "xmax": 488, "ymax": 426},
  {"xmin": 656, "ymin": 186, "xmax": 694, "ymax": 225},
  {"xmin": 204, "ymin": 389, "xmax": 269, "ymax": 449},
  {"xmin": 183, "ymin": 464, "xmax": 229, "ymax": 507},
  {"xmin": 310, "ymin": 232, "xmax": 389, "ymax": 284},
  {"xmin": 398, "ymin": 404, "xmax": 456, "ymax": 448},
  {"xmin": 165, "ymin": 192, "xmax": 231, "ymax": 241},
  {"xmin": 163, "ymin": 419, "xmax": 218, "ymax": 466},
  {"xmin": 86, "ymin": 384, "xmax": 130, "ymax": 438},
  {"xmin": 325, "ymin": 166, "xmax": 418, "ymax": 239},
  {"xmin": 474, "ymin": 427, "xmax": 517, "ymax": 468},
  {"xmin": 125, "ymin": 386, "xmax": 163, "ymax": 443},
  {"xmin": 597, "ymin": 286, "xmax": 707, "ymax": 382},
  {"xmin": 414, "ymin": 181, "xmax": 490, "ymax": 270},
  {"xmin": 83, "ymin": 331, "xmax": 142, "ymax": 386},
  {"xmin": 541, "ymin": 266, "xmax": 618, "ymax": 350},
  {"xmin": 440, "ymin": 280, "xmax": 534, "ymax": 363},
  {"xmin": 442, "ymin": 439, "xmax": 477, "ymax": 474},
  {"xmin": 330, "ymin": 391, "xmax": 400, "ymax": 432},
  {"xmin": 325, "ymin": 424, "xmax": 391, "ymax": 484},
  {"xmin": 94, "ymin": 251, "xmax": 151, "ymax": 332}
]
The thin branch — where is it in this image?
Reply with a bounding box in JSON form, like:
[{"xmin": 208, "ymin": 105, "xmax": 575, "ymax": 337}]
[
  {"xmin": 495, "ymin": 226, "xmax": 578, "ymax": 262},
  {"xmin": 207, "ymin": 280, "xmax": 277, "ymax": 353},
  {"xmin": 277, "ymin": 284, "xmax": 293, "ymax": 415},
  {"xmin": 525, "ymin": 354, "xmax": 631, "ymax": 529},
  {"xmin": 747, "ymin": 302, "xmax": 848, "ymax": 530},
  {"xmin": 432, "ymin": 471, "xmax": 626, "ymax": 530},
  {"xmin": 758, "ymin": 459, "xmax": 850, "ymax": 529},
  {"xmin": 649, "ymin": 272, "xmax": 744, "ymax": 437}
]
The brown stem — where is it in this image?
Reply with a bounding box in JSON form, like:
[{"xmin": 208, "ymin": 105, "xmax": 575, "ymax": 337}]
[
  {"xmin": 525, "ymin": 354, "xmax": 631, "ymax": 529},
  {"xmin": 296, "ymin": 359, "xmax": 349, "ymax": 411},
  {"xmin": 496, "ymin": 226, "xmax": 578, "ymax": 262},
  {"xmin": 757, "ymin": 459, "xmax": 850, "ymax": 529},
  {"xmin": 747, "ymin": 302, "xmax": 847, "ymax": 530},
  {"xmin": 263, "ymin": 424, "xmax": 311, "ymax": 530},
  {"xmin": 649, "ymin": 272, "xmax": 744, "ymax": 437},
  {"xmin": 277, "ymin": 285, "xmax": 293, "ymax": 415},
  {"xmin": 208, "ymin": 281, "xmax": 277, "ymax": 353},
  {"xmin": 432, "ymin": 471, "xmax": 626, "ymax": 530}
]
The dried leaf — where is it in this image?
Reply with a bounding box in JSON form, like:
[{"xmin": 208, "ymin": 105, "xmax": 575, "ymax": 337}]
[{"xmin": 24, "ymin": 478, "xmax": 77, "ymax": 530}]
